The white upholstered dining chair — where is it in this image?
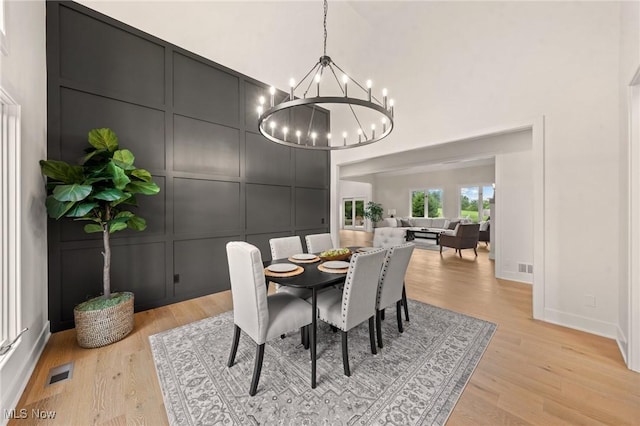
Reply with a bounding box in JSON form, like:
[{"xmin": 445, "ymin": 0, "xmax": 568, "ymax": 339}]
[
  {"xmin": 315, "ymin": 248, "xmax": 387, "ymax": 376},
  {"xmin": 372, "ymin": 228, "xmax": 412, "ymax": 322},
  {"xmin": 225, "ymin": 241, "xmax": 313, "ymax": 396},
  {"xmin": 376, "ymin": 243, "xmax": 415, "ymax": 348},
  {"xmin": 268, "ymin": 236, "xmax": 312, "ymax": 299},
  {"xmin": 305, "ymin": 233, "xmax": 335, "ymax": 254},
  {"xmin": 372, "ymin": 227, "xmax": 407, "ymax": 248}
]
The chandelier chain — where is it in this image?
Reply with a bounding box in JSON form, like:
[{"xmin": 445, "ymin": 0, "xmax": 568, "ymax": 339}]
[{"xmin": 323, "ymin": 0, "xmax": 328, "ymax": 57}]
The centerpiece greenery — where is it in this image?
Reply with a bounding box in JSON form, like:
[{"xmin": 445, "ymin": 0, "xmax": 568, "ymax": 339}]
[
  {"xmin": 40, "ymin": 128, "xmax": 160, "ymax": 347},
  {"xmin": 363, "ymin": 201, "xmax": 384, "ymax": 224}
]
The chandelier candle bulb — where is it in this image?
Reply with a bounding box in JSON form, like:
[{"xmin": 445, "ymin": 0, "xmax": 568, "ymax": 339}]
[
  {"xmin": 283, "ymin": 127, "xmax": 289, "ymax": 142},
  {"xmin": 327, "ymin": 133, "xmax": 332, "ymax": 145},
  {"xmin": 270, "ymin": 121, "xmax": 276, "ymax": 136},
  {"xmin": 366, "ymin": 79, "xmax": 372, "ymax": 101},
  {"xmin": 343, "ymin": 131, "xmax": 347, "ymax": 146},
  {"xmin": 296, "ymin": 130, "xmax": 302, "ymax": 144},
  {"xmin": 357, "ymin": 128, "xmax": 362, "ymax": 143},
  {"xmin": 269, "ymin": 86, "xmax": 276, "ymax": 107},
  {"xmin": 315, "ymin": 74, "xmax": 321, "ymax": 96},
  {"xmin": 371, "ymin": 123, "xmax": 376, "ymax": 139},
  {"xmin": 289, "ymin": 78, "xmax": 295, "ymax": 100},
  {"xmin": 389, "ymin": 99, "xmax": 395, "ymax": 117},
  {"xmin": 311, "ymin": 132, "xmax": 317, "ymax": 146},
  {"xmin": 382, "ymin": 88, "xmax": 388, "ymax": 109},
  {"xmin": 382, "ymin": 117, "xmax": 387, "ymax": 132},
  {"xmin": 342, "ymin": 74, "xmax": 348, "ymax": 97},
  {"xmin": 257, "ymin": 105, "xmax": 263, "ymax": 116}
]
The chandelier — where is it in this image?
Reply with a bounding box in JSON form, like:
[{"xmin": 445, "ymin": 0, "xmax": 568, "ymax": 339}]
[{"xmin": 257, "ymin": 0, "xmax": 395, "ymax": 150}]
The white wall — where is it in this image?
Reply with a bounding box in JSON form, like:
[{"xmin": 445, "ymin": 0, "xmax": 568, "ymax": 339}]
[
  {"xmin": 373, "ymin": 164, "xmax": 495, "ymax": 219},
  {"xmin": 0, "ymin": 0, "xmax": 48, "ymax": 417},
  {"xmin": 328, "ymin": 2, "xmax": 621, "ymax": 338},
  {"xmin": 495, "ymin": 150, "xmax": 533, "ymax": 284}
]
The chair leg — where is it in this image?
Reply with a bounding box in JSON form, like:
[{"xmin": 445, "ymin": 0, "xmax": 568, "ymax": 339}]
[
  {"xmin": 300, "ymin": 326, "xmax": 306, "ymax": 346},
  {"xmin": 341, "ymin": 331, "xmax": 351, "ymax": 377},
  {"xmin": 402, "ymin": 284, "xmax": 410, "ymax": 322},
  {"xmin": 439, "ymin": 245, "xmax": 443, "ymax": 254},
  {"xmin": 474, "ymin": 247, "xmax": 478, "ymax": 256},
  {"xmin": 305, "ymin": 326, "xmax": 310, "ymax": 349},
  {"xmin": 396, "ymin": 301, "xmax": 404, "ymax": 333},
  {"xmin": 381, "ymin": 309, "xmax": 385, "ymax": 321},
  {"xmin": 249, "ymin": 343, "xmax": 265, "ymax": 396},
  {"xmin": 368, "ymin": 316, "xmax": 377, "ymax": 355},
  {"xmin": 459, "ymin": 249, "xmax": 462, "ymax": 258},
  {"xmin": 376, "ymin": 309, "xmax": 384, "ymax": 348},
  {"xmin": 227, "ymin": 325, "xmax": 241, "ymax": 367}
]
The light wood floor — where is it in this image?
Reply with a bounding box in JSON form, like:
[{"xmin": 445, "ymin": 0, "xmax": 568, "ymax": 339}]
[{"xmin": 10, "ymin": 230, "xmax": 640, "ymax": 425}]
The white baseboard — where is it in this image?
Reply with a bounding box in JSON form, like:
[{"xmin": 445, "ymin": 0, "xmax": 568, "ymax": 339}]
[
  {"xmin": 0, "ymin": 321, "xmax": 50, "ymax": 426},
  {"xmin": 543, "ymin": 308, "xmax": 617, "ymax": 339},
  {"xmin": 616, "ymin": 325, "xmax": 628, "ymax": 365},
  {"xmin": 496, "ymin": 270, "xmax": 533, "ymax": 284}
]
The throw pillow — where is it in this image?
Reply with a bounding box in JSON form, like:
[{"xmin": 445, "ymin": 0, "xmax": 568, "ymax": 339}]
[
  {"xmin": 447, "ymin": 220, "xmax": 459, "ymax": 230},
  {"xmin": 400, "ymin": 219, "xmax": 412, "ymax": 227},
  {"xmin": 479, "ymin": 221, "xmax": 489, "ymax": 231}
]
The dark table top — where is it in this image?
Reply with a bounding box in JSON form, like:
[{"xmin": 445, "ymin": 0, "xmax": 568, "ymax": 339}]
[{"xmin": 263, "ymin": 247, "xmax": 361, "ymax": 290}]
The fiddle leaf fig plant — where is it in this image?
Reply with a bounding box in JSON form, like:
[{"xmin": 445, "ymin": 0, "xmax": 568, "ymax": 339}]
[{"xmin": 40, "ymin": 128, "xmax": 160, "ymax": 300}]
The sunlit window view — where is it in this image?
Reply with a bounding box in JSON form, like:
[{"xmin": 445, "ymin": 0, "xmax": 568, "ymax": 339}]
[
  {"xmin": 411, "ymin": 189, "xmax": 443, "ymax": 218},
  {"xmin": 343, "ymin": 198, "xmax": 365, "ymax": 228},
  {"xmin": 459, "ymin": 185, "xmax": 494, "ymax": 222}
]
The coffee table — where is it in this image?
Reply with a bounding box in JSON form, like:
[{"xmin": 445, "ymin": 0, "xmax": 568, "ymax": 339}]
[{"xmin": 406, "ymin": 228, "xmax": 442, "ymax": 244}]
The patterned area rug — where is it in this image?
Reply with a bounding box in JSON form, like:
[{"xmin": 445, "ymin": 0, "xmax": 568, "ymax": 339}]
[
  {"xmin": 411, "ymin": 238, "xmax": 446, "ymax": 251},
  {"xmin": 149, "ymin": 300, "xmax": 496, "ymax": 425}
]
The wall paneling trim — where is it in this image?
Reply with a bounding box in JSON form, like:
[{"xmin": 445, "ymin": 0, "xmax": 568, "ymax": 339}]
[{"xmin": 46, "ymin": 1, "xmax": 329, "ymax": 331}]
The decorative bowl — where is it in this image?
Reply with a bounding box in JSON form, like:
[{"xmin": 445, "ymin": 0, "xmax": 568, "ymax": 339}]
[{"xmin": 319, "ymin": 250, "xmax": 352, "ymax": 262}]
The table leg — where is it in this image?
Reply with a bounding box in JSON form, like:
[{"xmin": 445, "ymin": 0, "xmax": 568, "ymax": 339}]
[{"xmin": 311, "ymin": 287, "xmax": 317, "ymax": 389}]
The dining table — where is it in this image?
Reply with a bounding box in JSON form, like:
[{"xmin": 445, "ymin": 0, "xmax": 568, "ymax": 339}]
[{"xmin": 263, "ymin": 246, "xmax": 362, "ymax": 388}]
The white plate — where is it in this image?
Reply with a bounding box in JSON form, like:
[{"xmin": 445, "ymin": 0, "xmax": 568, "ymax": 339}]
[
  {"xmin": 267, "ymin": 263, "xmax": 298, "ymax": 273},
  {"xmin": 291, "ymin": 253, "xmax": 317, "ymax": 260},
  {"xmin": 356, "ymin": 247, "xmax": 376, "ymax": 252},
  {"xmin": 323, "ymin": 260, "xmax": 350, "ymax": 269}
]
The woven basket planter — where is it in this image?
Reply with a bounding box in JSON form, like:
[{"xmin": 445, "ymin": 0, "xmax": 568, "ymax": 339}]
[{"xmin": 74, "ymin": 292, "xmax": 134, "ymax": 349}]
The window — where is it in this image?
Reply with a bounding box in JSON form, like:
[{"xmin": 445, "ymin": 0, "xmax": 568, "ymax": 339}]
[
  {"xmin": 0, "ymin": 88, "xmax": 21, "ymax": 354},
  {"xmin": 459, "ymin": 184, "xmax": 494, "ymax": 222},
  {"xmin": 0, "ymin": 0, "xmax": 7, "ymax": 56},
  {"xmin": 411, "ymin": 189, "xmax": 443, "ymax": 218}
]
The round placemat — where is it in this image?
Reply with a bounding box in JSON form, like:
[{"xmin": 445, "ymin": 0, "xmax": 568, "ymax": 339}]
[
  {"xmin": 264, "ymin": 266, "xmax": 304, "ymax": 277},
  {"xmin": 318, "ymin": 264, "xmax": 349, "ymax": 274},
  {"xmin": 288, "ymin": 256, "xmax": 320, "ymax": 264}
]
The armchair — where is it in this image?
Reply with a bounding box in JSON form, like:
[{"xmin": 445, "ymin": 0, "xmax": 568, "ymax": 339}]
[{"xmin": 439, "ymin": 223, "xmax": 481, "ymax": 257}]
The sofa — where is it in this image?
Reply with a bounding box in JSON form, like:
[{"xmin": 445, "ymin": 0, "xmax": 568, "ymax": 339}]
[{"xmin": 380, "ymin": 217, "xmax": 458, "ymax": 234}]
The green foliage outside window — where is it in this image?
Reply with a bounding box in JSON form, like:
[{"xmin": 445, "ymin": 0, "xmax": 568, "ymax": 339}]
[{"xmin": 412, "ymin": 190, "xmax": 443, "ymax": 218}]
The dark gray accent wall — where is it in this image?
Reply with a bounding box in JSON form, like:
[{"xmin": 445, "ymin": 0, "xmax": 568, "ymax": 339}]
[{"xmin": 46, "ymin": 1, "xmax": 330, "ymax": 332}]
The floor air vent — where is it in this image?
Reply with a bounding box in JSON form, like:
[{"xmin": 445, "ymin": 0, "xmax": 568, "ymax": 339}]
[{"xmin": 46, "ymin": 362, "xmax": 74, "ymax": 386}]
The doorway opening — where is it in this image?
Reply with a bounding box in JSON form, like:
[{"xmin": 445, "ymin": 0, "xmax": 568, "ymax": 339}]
[{"xmin": 342, "ymin": 198, "xmax": 365, "ymax": 229}]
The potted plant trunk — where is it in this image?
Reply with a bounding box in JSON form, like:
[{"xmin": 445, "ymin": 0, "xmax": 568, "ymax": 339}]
[{"xmin": 40, "ymin": 128, "xmax": 160, "ymax": 348}]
